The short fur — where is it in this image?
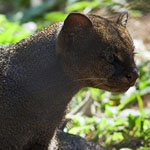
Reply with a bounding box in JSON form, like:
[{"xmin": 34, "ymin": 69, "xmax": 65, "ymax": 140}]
[
  {"xmin": 49, "ymin": 129, "xmax": 105, "ymax": 150},
  {"xmin": 0, "ymin": 12, "xmax": 138, "ymax": 149}
]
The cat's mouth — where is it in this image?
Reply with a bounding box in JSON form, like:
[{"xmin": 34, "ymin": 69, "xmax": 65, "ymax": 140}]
[
  {"xmin": 101, "ymin": 69, "xmax": 138, "ymax": 93},
  {"xmin": 83, "ymin": 68, "xmax": 138, "ymax": 93},
  {"xmin": 94, "ymin": 74, "xmax": 138, "ymax": 93}
]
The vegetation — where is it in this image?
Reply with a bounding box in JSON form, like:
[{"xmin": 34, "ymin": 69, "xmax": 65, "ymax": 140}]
[{"xmin": 0, "ymin": 0, "xmax": 150, "ymax": 149}]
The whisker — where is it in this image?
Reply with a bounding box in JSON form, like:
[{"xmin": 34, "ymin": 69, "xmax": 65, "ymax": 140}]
[
  {"xmin": 73, "ymin": 77, "xmax": 106, "ymax": 82},
  {"xmin": 133, "ymin": 51, "xmax": 138, "ymax": 55},
  {"xmin": 94, "ymin": 79, "xmax": 107, "ymax": 87},
  {"xmin": 75, "ymin": 78, "xmax": 101, "ymax": 81},
  {"xmin": 73, "ymin": 77, "xmax": 107, "ymax": 88},
  {"xmin": 94, "ymin": 82, "xmax": 104, "ymax": 87}
]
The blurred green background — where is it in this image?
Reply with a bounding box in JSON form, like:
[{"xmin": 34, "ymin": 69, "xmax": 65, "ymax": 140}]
[{"xmin": 0, "ymin": 0, "xmax": 150, "ymax": 149}]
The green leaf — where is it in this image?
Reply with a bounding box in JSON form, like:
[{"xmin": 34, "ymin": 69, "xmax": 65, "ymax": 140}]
[
  {"xmin": 66, "ymin": 1, "xmax": 100, "ymax": 12},
  {"xmin": 0, "ymin": 14, "xmax": 30, "ymax": 44},
  {"xmin": 112, "ymin": 132, "xmax": 124, "ymax": 141},
  {"xmin": 45, "ymin": 12, "xmax": 66, "ymax": 23}
]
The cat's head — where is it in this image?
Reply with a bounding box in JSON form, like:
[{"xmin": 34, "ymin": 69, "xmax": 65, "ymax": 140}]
[{"xmin": 57, "ymin": 12, "xmax": 138, "ymax": 93}]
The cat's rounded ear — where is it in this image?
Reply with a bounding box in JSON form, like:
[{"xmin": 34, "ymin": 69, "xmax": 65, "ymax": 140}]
[
  {"xmin": 62, "ymin": 13, "xmax": 92, "ymax": 30},
  {"xmin": 117, "ymin": 12, "xmax": 128, "ymax": 27}
]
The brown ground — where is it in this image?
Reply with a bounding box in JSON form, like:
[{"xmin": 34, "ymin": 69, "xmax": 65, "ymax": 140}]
[{"xmin": 127, "ymin": 14, "xmax": 150, "ymax": 50}]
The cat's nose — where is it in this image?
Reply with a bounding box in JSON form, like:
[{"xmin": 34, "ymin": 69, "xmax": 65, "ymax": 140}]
[{"xmin": 126, "ymin": 68, "xmax": 139, "ymax": 85}]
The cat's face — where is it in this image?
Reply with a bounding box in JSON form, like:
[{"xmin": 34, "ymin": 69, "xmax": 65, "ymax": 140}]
[{"xmin": 57, "ymin": 12, "xmax": 138, "ymax": 93}]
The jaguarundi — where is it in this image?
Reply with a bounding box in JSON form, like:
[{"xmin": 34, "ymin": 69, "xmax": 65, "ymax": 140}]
[{"xmin": 0, "ymin": 12, "xmax": 138, "ymax": 150}]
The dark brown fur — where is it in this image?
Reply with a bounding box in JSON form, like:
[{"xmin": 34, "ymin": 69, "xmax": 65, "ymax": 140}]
[
  {"xmin": 0, "ymin": 12, "xmax": 138, "ymax": 150},
  {"xmin": 49, "ymin": 129, "xmax": 105, "ymax": 150}
]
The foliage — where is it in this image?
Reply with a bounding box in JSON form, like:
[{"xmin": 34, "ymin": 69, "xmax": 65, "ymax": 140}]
[
  {"xmin": 66, "ymin": 59, "xmax": 150, "ymax": 150},
  {"xmin": 0, "ymin": 15, "xmax": 31, "ymax": 44},
  {"xmin": 0, "ymin": 0, "xmax": 150, "ymax": 149}
]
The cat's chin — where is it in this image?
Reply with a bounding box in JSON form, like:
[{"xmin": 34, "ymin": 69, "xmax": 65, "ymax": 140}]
[
  {"xmin": 108, "ymin": 87, "xmax": 130, "ymax": 93},
  {"xmin": 95, "ymin": 84, "xmax": 131, "ymax": 93},
  {"xmin": 97, "ymin": 75, "xmax": 137, "ymax": 93}
]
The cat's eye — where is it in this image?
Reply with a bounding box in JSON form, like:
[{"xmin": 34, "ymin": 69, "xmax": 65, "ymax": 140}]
[{"xmin": 107, "ymin": 54, "xmax": 114, "ymax": 63}]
